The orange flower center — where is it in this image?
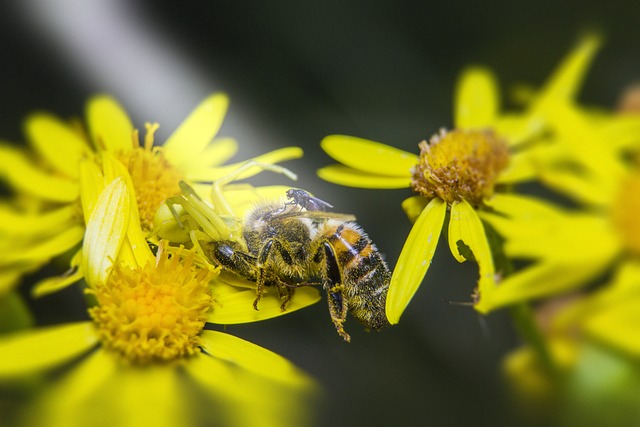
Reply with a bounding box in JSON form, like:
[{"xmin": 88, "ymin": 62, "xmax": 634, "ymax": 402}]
[
  {"xmin": 411, "ymin": 128, "xmax": 509, "ymax": 207},
  {"xmin": 88, "ymin": 245, "xmax": 214, "ymax": 365}
]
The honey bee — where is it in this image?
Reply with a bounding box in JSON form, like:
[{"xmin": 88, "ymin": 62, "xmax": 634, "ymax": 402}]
[
  {"xmin": 163, "ymin": 164, "xmax": 390, "ymax": 342},
  {"xmin": 210, "ymin": 189, "xmax": 390, "ymax": 341}
]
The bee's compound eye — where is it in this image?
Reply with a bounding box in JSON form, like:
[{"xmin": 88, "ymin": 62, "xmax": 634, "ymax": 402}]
[{"xmin": 212, "ymin": 243, "xmax": 236, "ymax": 264}]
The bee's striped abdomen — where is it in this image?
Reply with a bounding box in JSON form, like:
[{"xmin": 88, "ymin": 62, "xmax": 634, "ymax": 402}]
[{"xmin": 325, "ymin": 222, "xmax": 391, "ymax": 331}]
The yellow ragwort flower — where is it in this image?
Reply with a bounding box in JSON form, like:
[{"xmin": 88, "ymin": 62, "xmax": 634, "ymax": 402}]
[
  {"xmin": 318, "ymin": 36, "xmax": 602, "ymax": 322},
  {"xmin": 0, "ymin": 167, "xmax": 319, "ymax": 427},
  {"xmin": 503, "ymin": 262, "xmax": 640, "ymax": 423},
  {"xmin": 0, "ymin": 93, "xmax": 302, "ymax": 296},
  {"xmin": 482, "ymin": 102, "xmax": 640, "ymax": 339}
]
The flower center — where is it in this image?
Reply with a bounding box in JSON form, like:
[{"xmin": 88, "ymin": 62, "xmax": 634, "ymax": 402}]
[
  {"xmin": 611, "ymin": 172, "xmax": 640, "ymax": 256},
  {"xmin": 411, "ymin": 128, "xmax": 510, "ymax": 207},
  {"xmin": 116, "ymin": 123, "xmax": 184, "ymax": 231},
  {"xmin": 88, "ymin": 244, "xmax": 214, "ymax": 365}
]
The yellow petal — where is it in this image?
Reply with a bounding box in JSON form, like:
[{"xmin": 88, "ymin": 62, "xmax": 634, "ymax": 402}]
[
  {"xmin": 98, "ymin": 153, "xmax": 153, "ymax": 268},
  {"xmin": 25, "ymin": 113, "xmax": 91, "ymax": 179},
  {"xmin": 386, "ymin": 198, "xmax": 447, "ymax": 324},
  {"xmin": 0, "ymin": 290, "xmax": 34, "ymax": 331},
  {"xmin": 534, "ymin": 34, "xmax": 601, "ymax": 110},
  {"xmin": 82, "ymin": 177, "xmax": 130, "ymax": 287},
  {"xmin": 0, "ymin": 322, "xmax": 98, "ymax": 378},
  {"xmin": 540, "ymin": 168, "xmax": 613, "ymax": 208},
  {"xmin": 86, "ymin": 95, "xmax": 134, "ymax": 152},
  {"xmin": 493, "ymin": 114, "xmax": 540, "ymax": 146},
  {"xmin": 482, "ymin": 196, "xmax": 620, "ymax": 262},
  {"xmin": 28, "ymin": 350, "xmax": 117, "ymax": 427},
  {"xmin": 448, "ymin": 200, "xmax": 496, "ymax": 312},
  {"xmin": 401, "ymin": 195, "xmax": 429, "ymax": 223},
  {"xmin": 454, "ymin": 67, "xmax": 499, "ymax": 129},
  {"xmin": 0, "ymin": 225, "xmax": 84, "ymax": 265},
  {"xmin": 479, "ymin": 214, "xmax": 619, "ymax": 312},
  {"xmin": 223, "ymin": 185, "xmax": 291, "ymax": 219},
  {"xmin": 0, "ymin": 144, "xmax": 79, "ymax": 202},
  {"xmin": 321, "ymin": 135, "xmax": 417, "ymax": 176},
  {"xmin": 208, "ymin": 285, "xmax": 321, "ymax": 324},
  {"xmin": 481, "ymin": 261, "xmax": 603, "ymax": 313},
  {"xmin": 0, "ymin": 203, "xmax": 78, "ymax": 237},
  {"xmin": 0, "ymin": 267, "xmax": 30, "ymax": 295},
  {"xmin": 111, "ymin": 365, "xmax": 183, "ymax": 427},
  {"xmin": 163, "ymin": 93, "xmax": 229, "ymax": 168},
  {"xmin": 190, "ymin": 137, "xmax": 238, "ymax": 168},
  {"xmin": 318, "ymin": 164, "xmax": 411, "ymax": 188},
  {"xmin": 200, "ymin": 330, "xmax": 313, "ymax": 387},
  {"xmin": 584, "ymin": 298, "xmax": 640, "ymax": 356},
  {"xmin": 484, "ymin": 193, "xmax": 565, "ymax": 219},
  {"xmin": 188, "ymin": 147, "xmax": 304, "ymax": 182},
  {"xmin": 496, "ymin": 151, "xmax": 538, "ymax": 184},
  {"xmin": 187, "ymin": 353, "xmax": 315, "ymax": 427},
  {"xmin": 553, "ymin": 260, "xmax": 640, "ymax": 332},
  {"xmin": 601, "ymin": 115, "xmax": 640, "ymax": 152},
  {"xmin": 32, "ymin": 250, "xmax": 84, "ymax": 297},
  {"xmin": 78, "ymin": 158, "xmax": 105, "ymax": 223}
]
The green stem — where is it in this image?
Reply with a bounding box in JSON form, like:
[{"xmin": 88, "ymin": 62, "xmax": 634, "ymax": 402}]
[
  {"xmin": 509, "ymin": 303, "xmax": 559, "ymax": 378},
  {"xmin": 483, "ymin": 220, "xmax": 559, "ymax": 378}
]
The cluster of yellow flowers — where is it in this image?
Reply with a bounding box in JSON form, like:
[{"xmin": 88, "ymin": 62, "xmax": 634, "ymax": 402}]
[
  {"xmin": 319, "ymin": 35, "xmax": 640, "ymax": 424},
  {"xmin": 0, "ymin": 95, "xmax": 318, "ymax": 427},
  {"xmin": 2, "ymin": 33, "xmax": 639, "ymax": 426}
]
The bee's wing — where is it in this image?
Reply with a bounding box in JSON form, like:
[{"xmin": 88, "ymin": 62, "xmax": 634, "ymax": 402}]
[{"xmin": 275, "ymin": 210, "xmax": 356, "ymax": 222}]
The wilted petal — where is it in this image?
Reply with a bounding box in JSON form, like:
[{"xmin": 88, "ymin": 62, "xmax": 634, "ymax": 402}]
[
  {"xmin": 82, "ymin": 177, "xmax": 130, "ymax": 287},
  {"xmin": 448, "ymin": 200, "xmax": 496, "ymax": 313}
]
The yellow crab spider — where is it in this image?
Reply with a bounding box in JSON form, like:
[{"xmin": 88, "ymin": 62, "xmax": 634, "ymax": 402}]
[{"xmin": 161, "ymin": 161, "xmax": 298, "ymax": 255}]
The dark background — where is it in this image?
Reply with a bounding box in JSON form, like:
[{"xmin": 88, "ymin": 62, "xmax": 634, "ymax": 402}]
[{"xmin": 2, "ymin": 1, "xmax": 639, "ymax": 426}]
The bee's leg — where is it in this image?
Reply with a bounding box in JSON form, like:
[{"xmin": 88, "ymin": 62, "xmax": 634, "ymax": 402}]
[
  {"xmin": 254, "ymin": 268, "xmax": 267, "ymax": 310},
  {"xmin": 275, "ymin": 279, "xmax": 296, "ymax": 311},
  {"xmin": 253, "ymin": 239, "xmax": 276, "ymax": 310},
  {"xmin": 327, "ymin": 284, "xmax": 350, "ymax": 342},
  {"xmin": 322, "ymin": 241, "xmax": 351, "ymax": 342}
]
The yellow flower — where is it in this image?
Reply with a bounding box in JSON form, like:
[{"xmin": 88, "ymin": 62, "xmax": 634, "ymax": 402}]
[
  {"xmin": 503, "ymin": 263, "xmax": 640, "ymax": 425},
  {"xmin": 0, "ymin": 93, "xmax": 302, "ymax": 296},
  {"xmin": 481, "ymin": 102, "xmax": 640, "ymax": 311},
  {"xmin": 318, "ymin": 36, "xmax": 601, "ymax": 322},
  {"xmin": 0, "ymin": 165, "xmax": 319, "ymax": 427}
]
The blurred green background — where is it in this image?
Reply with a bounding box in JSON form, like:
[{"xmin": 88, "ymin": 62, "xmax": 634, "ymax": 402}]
[{"xmin": 1, "ymin": 1, "xmax": 639, "ymax": 426}]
